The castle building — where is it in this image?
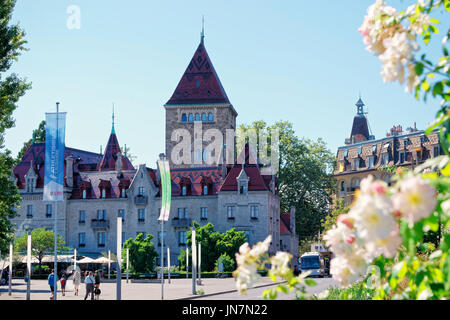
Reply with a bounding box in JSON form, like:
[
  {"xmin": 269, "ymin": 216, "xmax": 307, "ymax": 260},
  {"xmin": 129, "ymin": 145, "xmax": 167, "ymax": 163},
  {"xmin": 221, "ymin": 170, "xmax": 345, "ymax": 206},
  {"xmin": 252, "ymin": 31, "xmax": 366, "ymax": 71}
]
[
  {"xmin": 334, "ymin": 98, "xmax": 442, "ymax": 205},
  {"xmin": 10, "ymin": 36, "xmax": 296, "ymax": 266}
]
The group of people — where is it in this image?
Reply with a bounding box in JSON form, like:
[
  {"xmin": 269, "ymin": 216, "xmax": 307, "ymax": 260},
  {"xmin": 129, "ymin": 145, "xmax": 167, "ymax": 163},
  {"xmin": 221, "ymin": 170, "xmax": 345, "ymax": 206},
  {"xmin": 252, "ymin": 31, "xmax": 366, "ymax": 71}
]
[{"xmin": 47, "ymin": 269, "xmax": 102, "ymax": 300}]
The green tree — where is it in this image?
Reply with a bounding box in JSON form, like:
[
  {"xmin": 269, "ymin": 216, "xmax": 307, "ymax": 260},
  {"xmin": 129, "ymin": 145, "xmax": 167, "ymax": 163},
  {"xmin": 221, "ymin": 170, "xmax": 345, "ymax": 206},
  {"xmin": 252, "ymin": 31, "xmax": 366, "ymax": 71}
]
[
  {"xmin": 0, "ymin": 0, "xmax": 32, "ymax": 254},
  {"xmin": 15, "ymin": 228, "xmax": 67, "ymax": 273},
  {"xmin": 321, "ymin": 198, "xmax": 350, "ymax": 235},
  {"xmin": 16, "ymin": 120, "xmax": 45, "ymax": 162},
  {"xmin": 215, "ymin": 253, "xmax": 235, "ymax": 272},
  {"xmin": 122, "ymin": 233, "xmax": 158, "ymax": 274},
  {"xmin": 178, "ymin": 221, "xmax": 247, "ymax": 272},
  {"xmin": 239, "ymin": 120, "xmax": 336, "ymax": 241}
]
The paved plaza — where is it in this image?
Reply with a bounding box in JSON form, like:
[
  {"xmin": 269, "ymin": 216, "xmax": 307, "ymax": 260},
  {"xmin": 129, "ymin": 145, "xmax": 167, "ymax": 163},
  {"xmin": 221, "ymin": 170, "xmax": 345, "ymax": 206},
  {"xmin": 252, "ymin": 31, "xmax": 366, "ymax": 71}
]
[{"xmin": 0, "ymin": 277, "xmax": 337, "ymax": 300}]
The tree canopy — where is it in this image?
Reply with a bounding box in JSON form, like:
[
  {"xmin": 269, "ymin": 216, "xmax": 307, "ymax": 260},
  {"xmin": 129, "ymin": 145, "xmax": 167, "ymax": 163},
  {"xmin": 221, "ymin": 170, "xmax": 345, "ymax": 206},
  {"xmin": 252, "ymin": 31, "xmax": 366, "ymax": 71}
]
[
  {"xmin": 178, "ymin": 221, "xmax": 247, "ymax": 272},
  {"xmin": 239, "ymin": 120, "xmax": 336, "ymax": 241},
  {"xmin": 122, "ymin": 233, "xmax": 158, "ymax": 273},
  {"xmin": 0, "ymin": 0, "xmax": 31, "ymax": 253}
]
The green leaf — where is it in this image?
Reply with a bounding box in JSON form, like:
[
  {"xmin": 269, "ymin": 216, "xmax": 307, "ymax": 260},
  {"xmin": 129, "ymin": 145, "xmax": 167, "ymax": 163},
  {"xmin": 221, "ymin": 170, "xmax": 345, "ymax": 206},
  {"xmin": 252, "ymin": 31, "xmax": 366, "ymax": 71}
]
[
  {"xmin": 415, "ymin": 62, "xmax": 424, "ymax": 76},
  {"xmin": 432, "ymin": 81, "xmax": 444, "ymax": 97},
  {"xmin": 422, "ymin": 80, "xmax": 430, "ymax": 92},
  {"xmin": 304, "ymin": 278, "xmax": 316, "ymax": 286}
]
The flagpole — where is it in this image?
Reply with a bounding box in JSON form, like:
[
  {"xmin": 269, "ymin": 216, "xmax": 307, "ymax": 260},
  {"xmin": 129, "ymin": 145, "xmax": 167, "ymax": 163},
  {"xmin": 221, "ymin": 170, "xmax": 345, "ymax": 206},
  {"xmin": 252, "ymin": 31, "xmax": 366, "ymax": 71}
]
[
  {"xmin": 53, "ymin": 102, "xmax": 59, "ymax": 301},
  {"xmin": 8, "ymin": 243, "xmax": 12, "ymax": 296}
]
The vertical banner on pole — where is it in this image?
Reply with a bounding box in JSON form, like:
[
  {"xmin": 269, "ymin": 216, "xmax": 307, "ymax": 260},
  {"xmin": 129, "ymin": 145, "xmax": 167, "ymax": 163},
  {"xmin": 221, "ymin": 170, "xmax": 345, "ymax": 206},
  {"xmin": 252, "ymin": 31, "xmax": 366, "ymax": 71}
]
[
  {"xmin": 157, "ymin": 157, "xmax": 171, "ymax": 300},
  {"xmin": 116, "ymin": 217, "xmax": 122, "ymax": 300},
  {"xmin": 43, "ymin": 111, "xmax": 66, "ymax": 202},
  {"xmin": 192, "ymin": 228, "xmax": 196, "ymax": 295},
  {"xmin": 8, "ymin": 243, "xmax": 12, "ymax": 296},
  {"xmin": 44, "ymin": 109, "xmax": 66, "ymax": 302},
  {"xmin": 26, "ymin": 233, "xmax": 31, "ymax": 300}
]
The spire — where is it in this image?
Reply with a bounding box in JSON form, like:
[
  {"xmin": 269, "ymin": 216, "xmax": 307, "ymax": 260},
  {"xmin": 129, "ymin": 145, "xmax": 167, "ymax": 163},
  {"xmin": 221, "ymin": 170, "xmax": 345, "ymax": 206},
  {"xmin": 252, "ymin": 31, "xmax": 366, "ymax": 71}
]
[
  {"xmin": 355, "ymin": 96, "xmax": 365, "ymax": 116},
  {"xmin": 200, "ymin": 15, "xmax": 205, "ymax": 44},
  {"xmin": 111, "ymin": 103, "xmax": 115, "ymax": 134}
]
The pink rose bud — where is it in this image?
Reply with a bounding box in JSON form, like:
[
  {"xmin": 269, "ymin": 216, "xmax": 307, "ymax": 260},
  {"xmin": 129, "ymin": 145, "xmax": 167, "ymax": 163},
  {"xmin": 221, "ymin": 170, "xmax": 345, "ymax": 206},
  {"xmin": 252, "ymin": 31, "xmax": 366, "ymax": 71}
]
[
  {"xmin": 393, "ymin": 210, "xmax": 402, "ymax": 218},
  {"xmin": 346, "ymin": 236, "xmax": 355, "ymax": 244},
  {"xmin": 338, "ymin": 214, "xmax": 354, "ymax": 229}
]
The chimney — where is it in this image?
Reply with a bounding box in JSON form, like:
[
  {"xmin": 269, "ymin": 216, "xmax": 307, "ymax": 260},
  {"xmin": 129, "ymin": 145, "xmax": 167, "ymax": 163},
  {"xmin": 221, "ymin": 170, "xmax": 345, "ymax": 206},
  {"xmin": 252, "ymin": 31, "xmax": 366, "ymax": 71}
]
[
  {"xmin": 116, "ymin": 152, "xmax": 123, "ymax": 174},
  {"xmin": 65, "ymin": 155, "xmax": 74, "ymax": 188},
  {"xmin": 290, "ymin": 206, "xmax": 296, "ymax": 235}
]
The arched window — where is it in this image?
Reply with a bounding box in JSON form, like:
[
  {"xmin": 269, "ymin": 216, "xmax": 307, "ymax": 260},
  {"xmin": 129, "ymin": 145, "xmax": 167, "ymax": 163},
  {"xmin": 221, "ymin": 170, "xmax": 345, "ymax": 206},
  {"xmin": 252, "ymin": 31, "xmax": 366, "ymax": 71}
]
[
  {"xmin": 208, "ymin": 112, "xmax": 214, "ymax": 122},
  {"xmin": 340, "ymin": 181, "xmax": 345, "ymax": 192},
  {"xmin": 195, "ymin": 113, "xmax": 200, "ymax": 121},
  {"xmin": 188, "ymin": 113, "xmax": 193, "ymax": 122},
  {"xmin": 181, "ymin": 113, "xmax": 187, "ymax": 122},
  {"xmin": 201, "ymin": 113, "xmax": 206, "ymax": 122}
]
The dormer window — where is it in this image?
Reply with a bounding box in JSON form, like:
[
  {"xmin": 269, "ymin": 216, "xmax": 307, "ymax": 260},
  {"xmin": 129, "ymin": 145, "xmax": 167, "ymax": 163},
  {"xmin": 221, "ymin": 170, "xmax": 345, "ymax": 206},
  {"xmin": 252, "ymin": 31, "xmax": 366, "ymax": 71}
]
[
  {"xmin": 138, "ymin": 187, "xmax": 145, "ymax": 196},
  {"xmin": 203, "ymin": 185, "xmax": 208, "ymax": 195},
  {"xmin": 121, "ymin": 188, "xmax": 126, "ymax": 198},
  {"xmin": 368, "ymin": 156, "xmax": 375, "ymax": 168},
  {"xmin": 182, "ymin": 186, "xmax": 187, "ymax": 196},
  {"xmin": 26, "ymin": 178, "xmax": 35, "ymax": 193},
  {"xmin": 239, "ymin": 182, "xmax": 248, "ymax": 195},
  {"xmin": 353, "ymin": 158, "xmax": 359, "ymax": 170},
  {"xmin": 101, "ymin": 189, "xmax": 106, "ymax": 198},
  {"xmin": 381, "ymin": 153, "xmax": 389, "ymax": 165},
  {"xmin": 82, "ymin": 189, "xmax": 87, "ymax": 199}
]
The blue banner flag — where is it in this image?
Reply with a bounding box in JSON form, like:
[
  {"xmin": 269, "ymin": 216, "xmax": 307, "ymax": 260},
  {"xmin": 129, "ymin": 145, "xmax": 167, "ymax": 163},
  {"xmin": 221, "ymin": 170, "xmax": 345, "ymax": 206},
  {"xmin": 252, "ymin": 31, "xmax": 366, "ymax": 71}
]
[{"xmin": 43, "ymin": 112, "xmax": 66, "ymax": 201}]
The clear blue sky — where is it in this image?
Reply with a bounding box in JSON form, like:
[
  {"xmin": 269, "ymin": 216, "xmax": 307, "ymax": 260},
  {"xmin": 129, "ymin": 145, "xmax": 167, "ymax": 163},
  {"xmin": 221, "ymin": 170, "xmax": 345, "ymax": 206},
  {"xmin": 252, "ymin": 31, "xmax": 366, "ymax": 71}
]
[{"xmin": 5, "ymin": 0, "xmax": 448, "ymax": 166}]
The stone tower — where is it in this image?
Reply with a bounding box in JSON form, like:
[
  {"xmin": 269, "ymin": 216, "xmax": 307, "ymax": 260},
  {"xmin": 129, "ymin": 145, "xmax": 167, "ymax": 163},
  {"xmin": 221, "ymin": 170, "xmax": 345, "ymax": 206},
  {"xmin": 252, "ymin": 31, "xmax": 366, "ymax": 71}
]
[{"xmin": 164, "ymin": 36, "xmax": 238, "ymax": 169}]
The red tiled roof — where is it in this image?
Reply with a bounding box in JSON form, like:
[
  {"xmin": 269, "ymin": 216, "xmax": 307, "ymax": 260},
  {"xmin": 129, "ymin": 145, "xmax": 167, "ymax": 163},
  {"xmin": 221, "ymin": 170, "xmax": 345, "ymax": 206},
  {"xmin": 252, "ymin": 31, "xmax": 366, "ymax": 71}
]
[
  {"xmin": 280, "ymin": 213, "xmax": 292, "ymax": 235},
  {"xmin": 219, "ymin": 144, "xmax": 269, "ymax": 192},
  {"xmin": 99, "ymin": 132, "xmax": 134, "ymax": 172},
  {"xmin": 13, "ymin": 143, "xmax": 103, "ymax": 189},
  {"xmin": 165, "ymin": 41, "xmax": 230, "ymax": 105}
]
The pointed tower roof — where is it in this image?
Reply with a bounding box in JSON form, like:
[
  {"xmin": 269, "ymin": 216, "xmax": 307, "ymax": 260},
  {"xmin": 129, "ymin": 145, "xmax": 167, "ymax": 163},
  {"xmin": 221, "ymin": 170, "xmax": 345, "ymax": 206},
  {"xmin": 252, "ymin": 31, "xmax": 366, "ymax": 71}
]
[
  {"xmin": 99, "ymin": 131, "xmax": 134, "ymax": 172},
  {"xmin": 350, "ymin": 97, "xmax": 370, "ymax": 142},
  {"xmin": 165, "ymin": 40, "xmax": 230, "ymax": 105}
]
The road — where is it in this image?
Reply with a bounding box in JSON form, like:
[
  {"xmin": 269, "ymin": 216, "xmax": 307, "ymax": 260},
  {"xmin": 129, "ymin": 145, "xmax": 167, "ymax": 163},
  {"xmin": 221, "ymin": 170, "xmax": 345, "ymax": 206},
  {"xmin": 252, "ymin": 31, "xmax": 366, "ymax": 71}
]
[{"xmin": 191, "ymin": 277, "xmax": 338, "ymax": 300}]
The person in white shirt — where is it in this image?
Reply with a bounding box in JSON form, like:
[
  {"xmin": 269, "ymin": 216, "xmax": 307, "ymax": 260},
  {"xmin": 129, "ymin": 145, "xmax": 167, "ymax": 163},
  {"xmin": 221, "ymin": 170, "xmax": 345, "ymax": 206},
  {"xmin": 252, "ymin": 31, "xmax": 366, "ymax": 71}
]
[{"xmin": 84, "ymin": 271, "xmax": 95, "ymax": 300}]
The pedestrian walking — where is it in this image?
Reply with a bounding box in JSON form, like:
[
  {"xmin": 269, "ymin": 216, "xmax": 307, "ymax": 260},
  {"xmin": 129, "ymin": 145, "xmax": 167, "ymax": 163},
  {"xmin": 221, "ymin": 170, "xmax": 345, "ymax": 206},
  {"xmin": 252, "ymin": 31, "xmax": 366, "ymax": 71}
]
[
  {"xmin": 94, "ymin": 270, "xmax": 101, "ymax": 300},
  {"xmin": 73, "ymin": 269, "xmax": 81, "ymax": 296},
  {"xmin": 84, "ymin": 271, "xmax": 95, "ymax": 300},
  {"xmin": 60, "ymin": 270, "xmax": 68, "ymax": 296},
  {"xmin": 48, "ymin": 269, "xmax": 59, "ymax": 300}
]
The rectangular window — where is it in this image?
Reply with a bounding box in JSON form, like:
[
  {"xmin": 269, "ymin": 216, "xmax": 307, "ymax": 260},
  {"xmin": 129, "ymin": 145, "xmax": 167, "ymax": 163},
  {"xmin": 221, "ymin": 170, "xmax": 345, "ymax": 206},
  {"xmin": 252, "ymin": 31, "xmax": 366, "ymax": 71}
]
[
  {"xmin": 368, "ymin": 156, "xmax": 374, "ymax": 168},
  {"xmin": 121, "ymin": 188, "xmax": 126, "ymax": 198},
  {"xmin": 178, "ymin": 231, "xmax": 187, "ymax": 246},
  {"xmin": 79, "ymin": 210, "xmax": 86, "ymax": 223},
  {"xmin": 250, "ymin": 206, "xmax": 259, "ymax": 219},
  {"xmin": 200, "ymin": 207, "xmax": 208, "ymax": 220},
  {"xmin": 78, "ymin": 233, "xmax": 86, "ymax": 247},
  {"xmin": 158, "ymin": 231, "xmax": 166, "ymax": 246},
  {"xmin": 97, "ymin": 210, "xmax": 106, "ymax": 221},
  {"xmin": 203, "ymin": 185, "xmax": 208, "ymax": 195},
  {"xmin": 27, "ymin": 205, "xmax": 33, "ymax": 218},
  {"xmin": 138, "ymin": 209, "xmax": 145, "ymax": 222},
  {"xmin": 381, "ymin": 153, "xmax": 389, "ymax": 165},
  {"xmin": 101, "ymin": 189, "xmax": 106, "ymax": 198},
  {"xmin": 227, "ymin": 206, "xmax": 235, "ymax": 219},
  {"xmin": 178, "ymin": 208, "xmax": 188, "ymax": 219},
  {"xmin": 433, "ymin": 146, "xmax": 440, "ymax": 157},
  {"xmin": 98, "ymin": 232, "xmax": 106, "ymax": 247},
  {"xmin": 399, "ymin": 152, "xmax": 405, "ymax": 163},
  {"xmin": 82, "ymin": 189, "xmax": 87, "ymax": 199},
  {"xmin": 182, "ymin": 186, "xmax": 187, "ymax": 196},
  {"xmin": 239, "ymin": 182, "xmax": 248, "ymax": 195},
  {"xmin": 122, "ymin": 232, "xmax": 126, "ymax": 244},
  {"xmin": 138, "ymin": 187, "xmax": 145, "ymax": 196},
  {"xmin": 353, "ymin": 159, "xmax": 359, "ymax": 170},
  {"xmin": 46, "ymin": 204, "xmax": 52, "ymax": 218}
]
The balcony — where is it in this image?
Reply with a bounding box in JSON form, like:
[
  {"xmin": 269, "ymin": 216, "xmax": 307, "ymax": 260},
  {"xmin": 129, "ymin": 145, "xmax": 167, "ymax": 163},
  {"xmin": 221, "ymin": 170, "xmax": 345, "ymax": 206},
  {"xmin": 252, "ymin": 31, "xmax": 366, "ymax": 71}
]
[
  {"xmin": 91, "ymin": 219, "xmax": 110, "ymax": 229},
  {"xmin": 134, "ymin": 195, "xmax": 148, "ymax": 205},
  {"xmin": 171, "ymin": 218, "xmax": 192, "ymax": 228}
]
